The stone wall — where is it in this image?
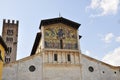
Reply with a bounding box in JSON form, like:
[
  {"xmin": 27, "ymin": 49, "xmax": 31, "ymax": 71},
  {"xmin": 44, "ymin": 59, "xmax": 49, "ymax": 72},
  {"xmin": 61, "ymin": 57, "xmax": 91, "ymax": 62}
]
[
  {"xmin": 43, "ymin": 64, "xmax": 81, "ymax": 80},
  {"xmin": 2, "ymin": 51, "xmax": 120, "ymax": 80},
  {"xmin": 81, "ymin": 54, "xmax": 120, "ymax": 80},
  {"xmin": 3, "ymin": 54, "xmax": 43, "ymax": 80}
]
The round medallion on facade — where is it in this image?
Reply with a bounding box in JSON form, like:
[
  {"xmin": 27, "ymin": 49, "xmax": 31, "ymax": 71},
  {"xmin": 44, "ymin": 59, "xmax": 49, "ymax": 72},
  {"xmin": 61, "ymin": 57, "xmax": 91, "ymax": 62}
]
[
  {"xmin": 88, "ymin": 66, "xmax": 94, "ymax": 72},
  {"xmin": 102, "ymin": 71, "xmax": 105, "ymax": 73},
  {"xmin": 29, "ymin": 65, "xmax": 36, "ymax": 72}
]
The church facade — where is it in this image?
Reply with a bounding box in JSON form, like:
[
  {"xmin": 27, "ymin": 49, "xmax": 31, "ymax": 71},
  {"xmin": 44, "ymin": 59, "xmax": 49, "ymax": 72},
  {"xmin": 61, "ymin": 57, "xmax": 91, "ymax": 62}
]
[{"xmin": 2, "ymin": 17, "xmax": 120, "ymax": 80}]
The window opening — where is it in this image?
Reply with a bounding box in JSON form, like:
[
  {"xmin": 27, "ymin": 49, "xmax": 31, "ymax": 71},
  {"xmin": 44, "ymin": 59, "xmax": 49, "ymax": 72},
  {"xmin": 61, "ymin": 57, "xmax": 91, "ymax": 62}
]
[
  {"xmin": 7, "ymin": 29, "xmax": 13, "ymax": 36},
  {"xmin": 7, "ymin": 47, "xmax": 12, "ymax": 54},
  {"xmin": 29, "ymin": 65, "xmax": 36, "ymax": 72},
  {"xmin": 5, "ymin": 57, "xmax": 10, "ymax": 63},
  {"xmin": 54, "ymin": 54, "xmax": 58, "ymax": 61},
  {"xmin": 6, "ymin": 37, "xmax": 13, "ymax": 42},
  {"xmin": 67, "ymin": 54, "xmax": 71, "ymax": 61},
  {"xmin": 88, "ymin": 66, "xmax": 94, "ymax": 72}
]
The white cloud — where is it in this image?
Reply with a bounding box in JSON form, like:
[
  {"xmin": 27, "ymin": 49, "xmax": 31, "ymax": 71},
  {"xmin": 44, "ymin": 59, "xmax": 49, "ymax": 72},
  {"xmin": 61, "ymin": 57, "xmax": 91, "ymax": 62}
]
[
  {"xmin": 82, "ymin": 50, "xmax": 91, "ymax": 56},
  {"xmin": 87, "ymin": 0, "xmax": 120, "ymax": 16},
  {"xmin": 88, "ymin": 0, "xmax": 100, "ymax": 9},
  {"xmin": 102, "ymin": 47, "xmax": 120, "ymax": 66},
  {"xmin": 101, "ymin": 33, "xmax": 120, "ymax": 43},
  {"xmin": 102, "ymin": 33, "xmax": 114, "ymax": 43},
  {"xmin": 85, "ymin": 50, "xmax": 91, "ymax": 56},
  {"xmin": 116, "ymin": 36, "xmax": 120, "ymax": 42}
]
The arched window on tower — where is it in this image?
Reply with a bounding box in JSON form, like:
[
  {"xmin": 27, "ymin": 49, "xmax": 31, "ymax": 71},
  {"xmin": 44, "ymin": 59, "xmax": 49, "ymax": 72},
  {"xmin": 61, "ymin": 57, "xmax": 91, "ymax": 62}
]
[
  {"xmin": 7, "ymin": 29, "xmax": 13, "ymax": 36},
  {"xmin": 5, "ymin": 56, "xmax": 10, "ymax": 63},
  {"xmin": 6, "ymin": 37, "xmax": 13, "ymax": 42},
  {"xmin": 7, "ymin": 47, "xmax": 12, "ymax": 54}
]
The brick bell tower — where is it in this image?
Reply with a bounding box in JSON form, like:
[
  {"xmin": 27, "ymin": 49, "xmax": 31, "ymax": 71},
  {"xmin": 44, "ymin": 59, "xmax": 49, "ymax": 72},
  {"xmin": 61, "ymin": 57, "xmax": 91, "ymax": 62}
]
[{"xmin": 2, "ymin": 19, "xmax": 19, "ymax": 63}]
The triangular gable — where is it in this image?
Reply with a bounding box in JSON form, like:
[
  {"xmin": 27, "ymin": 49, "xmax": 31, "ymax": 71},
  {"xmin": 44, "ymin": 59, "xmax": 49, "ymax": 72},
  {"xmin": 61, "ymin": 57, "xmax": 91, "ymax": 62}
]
[{"xmin": 39, "ymin": 17, "xmax": 81, "ymax": 29}]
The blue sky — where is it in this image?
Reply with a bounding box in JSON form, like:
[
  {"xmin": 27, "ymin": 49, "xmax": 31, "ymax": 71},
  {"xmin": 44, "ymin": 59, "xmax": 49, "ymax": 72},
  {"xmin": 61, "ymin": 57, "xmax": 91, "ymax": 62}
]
[{"xmin": 0, "ymin": 0, "xmax": 120, "ymax": 66}]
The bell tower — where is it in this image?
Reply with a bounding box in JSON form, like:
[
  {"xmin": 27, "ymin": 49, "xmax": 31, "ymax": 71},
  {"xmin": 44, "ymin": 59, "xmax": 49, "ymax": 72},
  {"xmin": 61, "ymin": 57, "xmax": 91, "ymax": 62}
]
[{"xmin": 2, "ymin": 19, "xmax": 19, "ymax": 63}]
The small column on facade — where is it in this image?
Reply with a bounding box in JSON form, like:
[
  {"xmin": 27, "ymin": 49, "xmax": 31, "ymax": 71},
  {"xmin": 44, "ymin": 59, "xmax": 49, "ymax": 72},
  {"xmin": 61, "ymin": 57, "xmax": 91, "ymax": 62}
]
[
  {"xmin": 44, "ymin": 52, "xmax": 48, "ymax": 63},
  {"xmin": 62, "ymin": 52, "xmax": 65, "ymax": 63},
  {"xmin": 60, "ymin": 52, "xmax": 63, "ymax": 63},
  {"xmin": 71, "ymin": 52, "xmax": 74, "ymax": 64},
  {"xmin": 58, "ymin": 52, "xmax": 61, "ymax": 63},
  {"xmin": 74, "ymin": 53, "xmax": 76, "ymax": 64},
  {"xmin": 49, "ymin": 51, "xmax": 53, "ymax": 63}
]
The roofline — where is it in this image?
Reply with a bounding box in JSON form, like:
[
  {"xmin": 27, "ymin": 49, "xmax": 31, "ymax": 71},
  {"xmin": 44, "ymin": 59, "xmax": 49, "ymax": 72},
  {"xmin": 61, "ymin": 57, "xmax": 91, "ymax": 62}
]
[
  {"xmin": 39, "ymin": 17, "xmax": 81, "ymax": 29},
  {"xmin": 4, "ymin": 53, "xmax": 42, "ymax": 67},
  {"xmin": 30, "ymin": 32, "xmax": 41, "ymax": 56},
  {"xmin": 81, "ymin": 54, "xmax": 120, "ymax": 69}
]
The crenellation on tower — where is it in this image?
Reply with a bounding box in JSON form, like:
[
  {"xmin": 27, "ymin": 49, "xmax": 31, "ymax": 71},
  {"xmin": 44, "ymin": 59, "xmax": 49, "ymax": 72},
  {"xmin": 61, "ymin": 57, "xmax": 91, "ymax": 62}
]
[
  {"xmin": 8, "ymin": 19, "xmax": 10, "ymax": 23},
  {"xmin": 3, "ymin": 19, "xmax": 6, "ymax": 24},
  {"xmin": 12, "ymin": 20, "xmax": 14, "ymax": 24},
  {"xmin": 16, "ymin": 20, "xmax": 19, "ymax": 25},
  {"xmin": 3, "ymin": 19, "xmax": 19, "ymax": 25}
]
